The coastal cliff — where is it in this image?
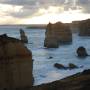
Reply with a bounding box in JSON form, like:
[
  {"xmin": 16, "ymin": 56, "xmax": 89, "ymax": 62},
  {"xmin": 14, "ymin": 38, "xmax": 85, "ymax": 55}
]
[{"xmin": 0, "ymin": 34, "xmax": 33, "ymax": 89}]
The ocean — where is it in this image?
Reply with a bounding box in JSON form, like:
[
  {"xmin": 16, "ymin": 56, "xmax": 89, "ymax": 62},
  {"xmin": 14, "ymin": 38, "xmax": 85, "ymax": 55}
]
[{"xmin": 0, "ymin": 26, "xmax": 90, "ymax": 85}]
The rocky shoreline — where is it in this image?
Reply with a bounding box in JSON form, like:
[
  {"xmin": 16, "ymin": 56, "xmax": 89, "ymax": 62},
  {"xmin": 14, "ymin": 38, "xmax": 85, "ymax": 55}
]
[
  {"xmin": 31, "ymin": 69, "xmax": 90, "ymax": 90},
  {"xmin": 4, "ymin": 69, "xmax": 90, "ymax": 90}
]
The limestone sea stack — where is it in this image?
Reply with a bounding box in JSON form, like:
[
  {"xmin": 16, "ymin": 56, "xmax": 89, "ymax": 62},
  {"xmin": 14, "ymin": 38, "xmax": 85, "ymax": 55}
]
[
  {"xmin": 20, "ymin": 28, "xmax": 28, "ymax": 43},
  {"xmin": 44, "ymin": 22, "xmax": 72, "ymax": 48},
  {"xmin": 79, "ymin": 19, "xmax": 90, "ymax": 36},
  {"xmin": 0, "ymin": 34, "xmax": 33, "ymax": 89}
]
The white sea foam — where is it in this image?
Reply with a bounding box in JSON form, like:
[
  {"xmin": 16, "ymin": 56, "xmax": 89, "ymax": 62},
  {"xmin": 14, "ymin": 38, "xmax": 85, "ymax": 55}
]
[{"xmin": 0, "ymin": 27, "xmax": 90, "ymax": 85}]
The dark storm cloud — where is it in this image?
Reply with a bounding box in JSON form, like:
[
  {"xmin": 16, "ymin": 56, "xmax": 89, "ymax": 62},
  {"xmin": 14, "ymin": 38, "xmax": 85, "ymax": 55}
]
[
  {"xmin": 78, "ymin": 0, "xmax": 89, "ymax": 4},
  {"xmin": 0, "ymin": 0, "xmax": 36, "ymax": 6},
  {"xmin": 0, "ymin": 0, "xmax": 65, "ymax": 18},
  {"xmin": 0, "ymin": 0, "xmax": 64, "ymax": 6},
  {"xmin": 77, "ymin": 0, "xmax": 90, "ymax": 13},
  {"xmin": 0, "ymin": 0, "xmax": 90, "ymax": 18}
]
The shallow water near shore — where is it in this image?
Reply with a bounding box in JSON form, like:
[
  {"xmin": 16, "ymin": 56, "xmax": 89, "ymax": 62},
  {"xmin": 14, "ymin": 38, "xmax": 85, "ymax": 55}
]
[{"xmin": 0, "ymin": 26, "xmax": 90, "ymax": 85}]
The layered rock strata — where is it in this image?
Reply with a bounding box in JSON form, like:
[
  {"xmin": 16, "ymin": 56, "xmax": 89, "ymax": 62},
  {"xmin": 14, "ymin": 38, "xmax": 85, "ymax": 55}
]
[
  {"xmin": 44, "ymin": 22, "xmax": 72, "ymax": 48},
  {"xmin": 0, "ymin": 34, "xmax": 33, "ymax": 89}
]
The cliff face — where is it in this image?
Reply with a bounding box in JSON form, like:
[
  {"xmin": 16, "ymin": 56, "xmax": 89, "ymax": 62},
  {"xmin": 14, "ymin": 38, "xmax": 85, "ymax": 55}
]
[
  {"xmin": 79, "ymin": 19, "xmax": 90, "ymax": 36},
  {"xmin": 44, "ymin": 22, "xmax": 72, "ymax": 48},
  {"xmin": 31, "ymin": 69, "xmax": 90, "ymax": 90},
  {"xmin": 0, "ymin": 34, "xmax": 33, "ymax": 89}
]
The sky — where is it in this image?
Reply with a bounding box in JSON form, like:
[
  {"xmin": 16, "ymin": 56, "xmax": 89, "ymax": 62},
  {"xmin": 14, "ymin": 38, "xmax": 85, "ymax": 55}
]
[{"xmin": 0, "ymin": 0, "xmax": 90, "ymax": 24}]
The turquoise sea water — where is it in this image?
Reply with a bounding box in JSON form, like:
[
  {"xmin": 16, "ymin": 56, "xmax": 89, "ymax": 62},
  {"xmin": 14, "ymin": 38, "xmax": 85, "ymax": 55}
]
[{"xmin": 0, "ymin": 26, "xmax": 90, "ymax": 85}]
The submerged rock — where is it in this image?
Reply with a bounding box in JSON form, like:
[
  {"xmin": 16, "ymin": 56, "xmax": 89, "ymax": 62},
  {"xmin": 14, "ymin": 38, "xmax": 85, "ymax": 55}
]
[
  {"xmin": 77, "ymin": 46, "xmax": 88, "ymax": 57},
  {"xmin": 54, "ymin": 63, "xmax": 66, "ymax": 69},
  {"xmin": 44, "ymin": 22, "xmax": 72, "ymax": 48},
  {"xmin": 48, "ymin": 56, "xmax": 53, "ymax": 59},
  {"xmin": 54, "ymin": 63, "xmax": 78, "ymax": 70},
  {"xmin": 20, "ymin": 28, "xmax": 28, "ymax": 43},
  {"xmin": 69, "ymin": 63, "xmax": 78, "ymax": 69},
  {"xmin": 0, "ymin": 34, "xmax": 33, "ymax": 89}
]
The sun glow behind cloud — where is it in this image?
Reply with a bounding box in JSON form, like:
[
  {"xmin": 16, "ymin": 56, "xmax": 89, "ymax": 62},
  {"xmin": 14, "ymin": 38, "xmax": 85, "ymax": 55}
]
[{"xmin": 22, "ymin": 6, "xmax": 90, "ymax": 24}]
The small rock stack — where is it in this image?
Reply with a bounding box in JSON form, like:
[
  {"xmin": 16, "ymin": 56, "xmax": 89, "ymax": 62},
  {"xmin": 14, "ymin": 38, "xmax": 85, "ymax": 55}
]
[{"xmin": 20, "ymin": 28, "xmax": 28, "ymax": 43}]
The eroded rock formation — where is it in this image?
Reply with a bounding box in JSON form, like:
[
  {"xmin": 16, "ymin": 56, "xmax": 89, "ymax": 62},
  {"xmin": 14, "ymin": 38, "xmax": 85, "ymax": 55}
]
[
  {"xmin": 77, "ymin": 46, "xmax": 88, "ymax": 57},
  {"xmin": 79, "ymin": 19, "xmax": 90, "ymax": 36},
  {"xmin": 20, "ymin": 28, "xmax": 28, "ymax": 43},
  {"xmin": 0, "ymin": 34, "xmax": 33, "ymax": 89},
  {"xmin": 44, "ymin": 22, "xmax": 72, "ymax": 48}
]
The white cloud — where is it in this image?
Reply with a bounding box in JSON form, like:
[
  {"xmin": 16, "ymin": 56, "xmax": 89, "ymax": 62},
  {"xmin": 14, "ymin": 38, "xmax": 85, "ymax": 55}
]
[{"xmin": 0, "ymin": 4, "xmax": 23, "ymax": 15}]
